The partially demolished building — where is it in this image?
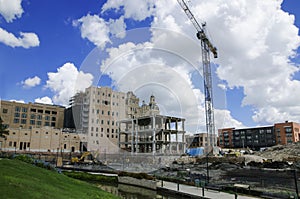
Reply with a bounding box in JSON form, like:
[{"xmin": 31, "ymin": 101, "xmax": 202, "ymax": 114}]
[{"xmin": 118, "ymin": 115, "xmax": 186, "ymax": 155}]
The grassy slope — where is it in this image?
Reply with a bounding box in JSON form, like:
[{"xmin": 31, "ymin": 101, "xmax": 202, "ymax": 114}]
[{"xmin": 0, "ymin": 158, "xmax": 119, "ymax": 199}]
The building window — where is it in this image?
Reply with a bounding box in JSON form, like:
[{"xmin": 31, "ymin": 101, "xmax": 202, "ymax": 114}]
[
  {"xmin": 107, "ymin": 120, "xmax": 110, "ymax": 125},
  {"xmin": 22, "ymin": 107, "xmax": 27, "ymax": 112},
  {"xmin": 44, "ymin": 122, "xmax": 50, "ymax": 126},
  {"xmin": 101, "ymin": 128, "xmax": 103, "ymax": 132},
  {"xmin": 9, "ymin": 141, "xmax": 12, "ymax": 147},
  {"xmin": 108, "ymin": 111, "xmax": 110, "ymax": 115},
  {"xmin": 64, "ymin": 144, "xmax": 67, "ymax": 149},
  {"xmin": 30, "ymin": 114, "xmax": 35, "ymax": 119},
  {"xmin": 2, "ymin": 109, "xmax": 8, "ymax": 114},
  {"xmin": 45, "ymin": 110, "xmax": 50, "ymax": 114},
  {"xmin": 36, "ymin": 121, "xmax": 42, "ymax": 126},
  {"xmin": 51, "ymin": 117, "xmax": 56, "ymax": 121},
  {"xmin": 38, "ymin": 109, "xmax": 43, "ymax": 113},
  {"xmin": 285, "ymin": 127, "xmax": 292, "ymax": 133},
  {"xmin": 15, "ymin": 106, "xmax": 21, "ymax": 112},
  {"xmin": 52, "ymin": 111, "xmax": 57, "ymax": 115},
  {"xmin": 107, "ymin": 128, "xmax": 109, "ymax": 133},
  {"xmin": 14, "ymin": 113, "xmax": 20, "ymax": 117},
  {"xmin": 101, "ymin": 120, "xmax": 104, "ymax": 124},
  {"xmin": 21, "ymin": 113, "xmax": 27, "ymax": 118},
  {"xmin": 45, "ymin": 116, "xmax": 50, "ymax": 121},
  {"xmin": 37, "ymin": 115, "xmax": 42, "ymax": 120},
  {"xmin": 96, "ymin": 127, "xmax": 98, "ymax": 132},
  {"xmin": 102, "ymin": 110, "xmax": 104, "ymax": 115},
  {"xmin": 21, "ymin": 119, "xmax": 26, "ymax": 124},
  {"xmin": 13, "ymin": 118, "xmax": 19, "ymax": 123}
]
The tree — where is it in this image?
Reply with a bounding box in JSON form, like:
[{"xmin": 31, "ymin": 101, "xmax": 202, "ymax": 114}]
[{"xmin": 0, "ymin": 116, "xmax": 9, "ymax": 139}]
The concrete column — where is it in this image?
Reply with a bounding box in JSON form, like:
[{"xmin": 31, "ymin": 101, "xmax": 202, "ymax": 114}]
[
  {"xmin": 152, "ymin": 115, "xmax": 156, "ymax": 155},
  {"xmin": 135, "ymin": 119, "xmax": 138, "ymax": 154},
  {"xmin": 118, "ymin": 121, "xmax": 120, "ymax": 150},
  {"xmin": 131, "ymin": 119, "xmax": 134, "ymax": 154}
]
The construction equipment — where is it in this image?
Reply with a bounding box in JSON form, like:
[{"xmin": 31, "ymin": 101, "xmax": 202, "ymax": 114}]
[
  {"xmin": 71, "ymin": 151, "xmax": 100, "ymax": 165},
  {"xmin": 177, "ymin": 0, "xmax": 218, "ymax": 148}
]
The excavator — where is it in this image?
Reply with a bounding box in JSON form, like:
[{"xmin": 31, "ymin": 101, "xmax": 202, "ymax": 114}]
[{"xmin": 71, "ymin": 151, "xmax": 100, "ymax": 165}]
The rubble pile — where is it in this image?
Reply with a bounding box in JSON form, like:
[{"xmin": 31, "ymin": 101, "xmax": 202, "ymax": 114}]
[{"xmin": 255, "ymin": 142, "xmax": 300, "ymax": 162}]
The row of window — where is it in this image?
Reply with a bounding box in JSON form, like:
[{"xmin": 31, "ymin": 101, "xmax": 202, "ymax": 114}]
[
  {"xmin": 12, "ymin": 107, "xmax": 58, "ymax": 115},
  {"xmin": 92, "ymin": 109, "xmax": 118, "ymax": 116},
  {"xmin": 8, "ymin": 141, "xmax": 30, "ymax": 150},
  {"xmin": 91, "ymin": 133, "xmax": 118, "ymax": 139},
  {"xmin": 13, "ymin": 118, "xmax": 56, "ymax": 127},
  {"xmin": 88, "ymin": 90, "xmax": 125, "ymax": 99},
  {"xmin": 91, "ymin": 127, "xmax": 118, "ymax": 133},
  {"xmin": 91, "ymin": 119, "xmax": 116, "ymax": 126},
  {"xmin": 14, "ymin": 113, "xmax": 56, "ymax": 121}
]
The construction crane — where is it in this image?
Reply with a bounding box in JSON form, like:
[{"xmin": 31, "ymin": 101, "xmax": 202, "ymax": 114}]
[{"xmin": 177, "ymin": 0, "xmax": 217, "ymax": 149}]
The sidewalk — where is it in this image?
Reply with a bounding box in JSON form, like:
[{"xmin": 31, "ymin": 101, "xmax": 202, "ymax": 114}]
[{"xmin": 157, "ymin": 180, "xmax": 261, "ymax": 199}]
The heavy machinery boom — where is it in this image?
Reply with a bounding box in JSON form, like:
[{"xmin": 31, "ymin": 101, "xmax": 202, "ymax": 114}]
[{"xmin": 177, "ymin": 0, "xmax": 218, "ymax": 148}]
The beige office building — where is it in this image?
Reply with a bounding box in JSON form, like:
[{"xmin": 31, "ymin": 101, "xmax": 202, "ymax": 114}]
[
  {"xmin": 0, "ymin": 127, "xmax": 80, "ymax": 153},
  {"xmin": 0, "ymin": 100, "xmax": 65, "ymax": 129},
  {"xmin": 72, "ymin": 86, "xmax": 126, "ymax": 153}
]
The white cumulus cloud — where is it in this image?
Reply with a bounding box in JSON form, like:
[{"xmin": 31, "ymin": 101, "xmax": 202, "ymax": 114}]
[
  {"xmin": 34, "ymin": 96, "xmax": 53, "ymax": 105},
  {"xmin": 21, "ymin": 76, "xmax": 41, "ymax": 88},
  {"xmin": 0, "ymin": 28, "xmax": 40, "ymax": 48},
  {"xmin": 102, "ymin": 0, "xmax": 155, "ymax": 21},
  {"xmin": 85, "ymin": 0, "xmax": 300, "ymax": 130},
  {"xmin": 45, "ymin": 62, "xmax": 94, "ymax": 106},
  {"xmin": 74, "ymin": 14, "xmax": 127, "ymax": 48},
  {"xmin": 0, "ymin": 0, "xmax": 23, "ymax": 23}
]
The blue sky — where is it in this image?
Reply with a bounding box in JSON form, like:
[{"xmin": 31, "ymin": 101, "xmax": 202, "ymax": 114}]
[{"xmin": 0, "ymin": 0, "xmax": 300, "ymax": 133}]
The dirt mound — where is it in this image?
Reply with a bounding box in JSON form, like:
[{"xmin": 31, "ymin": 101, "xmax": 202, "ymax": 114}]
[{"xmin": 255, "ymin": 142, "xmax": 300, "ymax": 162}]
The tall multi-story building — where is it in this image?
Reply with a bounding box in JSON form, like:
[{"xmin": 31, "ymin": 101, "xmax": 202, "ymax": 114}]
[
  {"xmin": 218, "ymin": 121, "xmax": 300, "ymax": 150},
  {"xmin": 71, "ymin": 86, "xmax": 126, "ymax": 153},
  {"xmin": 68, "ymin": 86, "xmax": 163, "ymax": 153},
  {"xmin": 0, "ymin": 100, "xmax": 65, "ymax": 129}
]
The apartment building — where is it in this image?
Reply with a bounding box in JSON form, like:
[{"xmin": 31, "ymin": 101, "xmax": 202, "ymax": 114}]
[
  {"xmin": 0, "ymin": 100, "xmax": 65, "ymax": 129},
  {"xmin": 274, "ymin": 121, "xmax": 300, "ymax": 145},
  {"xmin": 218, "ymin": 121, "xmax": 300, "ymax": 150},
  {"xmin": 186, "ymin": 133, "xmax": 217, "ymax": 148}
]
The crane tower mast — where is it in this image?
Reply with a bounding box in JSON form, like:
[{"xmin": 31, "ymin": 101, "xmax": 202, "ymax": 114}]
[{"xmin": 177, "ymin": 0, "xmax": 217, "ymax": 148}]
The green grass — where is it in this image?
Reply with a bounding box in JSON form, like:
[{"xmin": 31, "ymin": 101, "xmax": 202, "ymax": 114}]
[
  {"xmin": 63, "ymin": 171, "xmax": 118, "ymax": 185},
  {"xmin": 0, "ymin": 158, "xmax": 119, "ymax": 199}
]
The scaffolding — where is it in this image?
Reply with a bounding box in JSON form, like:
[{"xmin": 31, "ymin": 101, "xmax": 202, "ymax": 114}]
[{"xmin": 118, "ymin": 115, "xmax": 186, "ymax": 155}]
